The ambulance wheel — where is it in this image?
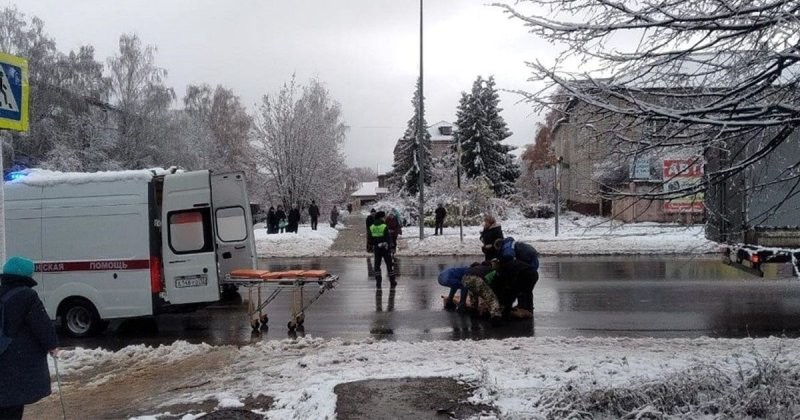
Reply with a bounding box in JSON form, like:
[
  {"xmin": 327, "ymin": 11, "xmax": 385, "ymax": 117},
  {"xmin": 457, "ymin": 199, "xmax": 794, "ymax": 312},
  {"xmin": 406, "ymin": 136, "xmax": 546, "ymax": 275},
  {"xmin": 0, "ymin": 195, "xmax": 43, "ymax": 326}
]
[{"xmin": 60, "ymin": 298, "xmax": 103, "ymax": 338}]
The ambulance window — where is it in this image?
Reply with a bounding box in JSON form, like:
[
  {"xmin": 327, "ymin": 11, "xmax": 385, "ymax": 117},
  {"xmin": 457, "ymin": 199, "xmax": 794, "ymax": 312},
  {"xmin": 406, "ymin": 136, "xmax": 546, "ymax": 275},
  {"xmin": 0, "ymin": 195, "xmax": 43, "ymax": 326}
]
[
  {"xmin": 168, "ymin": 209, "xmax": 213, "ymax": 254},
  {"xmin": 215, "ymin": 206, "xmax": 247, "ymax": 242}
]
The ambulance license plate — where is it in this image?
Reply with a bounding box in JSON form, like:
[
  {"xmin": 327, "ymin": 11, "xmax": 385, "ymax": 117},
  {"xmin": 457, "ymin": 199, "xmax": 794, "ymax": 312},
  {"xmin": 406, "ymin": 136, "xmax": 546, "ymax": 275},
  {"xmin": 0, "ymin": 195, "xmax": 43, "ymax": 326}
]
[{"xmin": 175, "ymin": 275, "xmax": 208, "ymax": 288}]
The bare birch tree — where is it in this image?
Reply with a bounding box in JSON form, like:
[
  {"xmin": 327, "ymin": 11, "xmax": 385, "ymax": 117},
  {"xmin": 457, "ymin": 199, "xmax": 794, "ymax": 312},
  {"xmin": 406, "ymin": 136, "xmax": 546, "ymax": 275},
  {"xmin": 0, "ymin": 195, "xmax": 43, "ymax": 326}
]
[
  {"xmin": 496, "ymin": 0, "xmax": 800, "ymax": 226},
  {"xmin": 253, "ymin": 76, "xmax": 348, "ymax": 209}
]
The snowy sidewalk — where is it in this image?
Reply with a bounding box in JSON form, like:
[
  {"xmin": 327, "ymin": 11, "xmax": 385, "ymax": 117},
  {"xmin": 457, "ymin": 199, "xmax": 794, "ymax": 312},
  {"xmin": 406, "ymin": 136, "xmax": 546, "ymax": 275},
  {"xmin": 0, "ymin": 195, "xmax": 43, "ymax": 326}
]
[
  {"xmin": 32, "ymin": 336, "xmax": 800, "ymax": 419},
  {"xmin": 253, "ymin": 213, "xmax": 720, "ymax": 259}
]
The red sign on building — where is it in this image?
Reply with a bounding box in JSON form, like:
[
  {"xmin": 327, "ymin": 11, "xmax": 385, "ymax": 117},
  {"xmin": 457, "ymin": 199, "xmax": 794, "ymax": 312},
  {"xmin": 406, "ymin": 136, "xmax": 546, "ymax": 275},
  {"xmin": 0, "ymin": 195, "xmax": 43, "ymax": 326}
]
[{"xmin": 663, "ymin": 158, "xmax": 705, "ymax": 213}]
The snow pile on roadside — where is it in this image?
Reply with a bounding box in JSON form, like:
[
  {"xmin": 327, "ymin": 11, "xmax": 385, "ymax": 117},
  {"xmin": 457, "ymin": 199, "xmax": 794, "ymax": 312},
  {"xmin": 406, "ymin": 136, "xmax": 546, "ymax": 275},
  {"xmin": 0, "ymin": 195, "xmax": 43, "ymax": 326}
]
[
  {"xmin": 62, "ymin": 336, "xmax": 800, "ymax": 418},
  {"xmin": 402, "ymin": 212, "xmax": 720, "ymax": 256},
  {"xmin": 50, "ymin": 341, "xmax": 213, "ymax": 377},
  {"xmin": 253, "ymin": 224, "xmax": 340, "ymax": 257}
]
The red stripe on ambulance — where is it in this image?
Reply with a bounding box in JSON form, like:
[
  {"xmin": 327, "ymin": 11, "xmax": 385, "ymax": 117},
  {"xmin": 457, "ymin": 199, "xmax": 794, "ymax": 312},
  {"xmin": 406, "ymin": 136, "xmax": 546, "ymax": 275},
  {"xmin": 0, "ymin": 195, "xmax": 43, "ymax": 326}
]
[{"xmin": 35, "ymin": 260, "xmax": 150, "ymax": 273}]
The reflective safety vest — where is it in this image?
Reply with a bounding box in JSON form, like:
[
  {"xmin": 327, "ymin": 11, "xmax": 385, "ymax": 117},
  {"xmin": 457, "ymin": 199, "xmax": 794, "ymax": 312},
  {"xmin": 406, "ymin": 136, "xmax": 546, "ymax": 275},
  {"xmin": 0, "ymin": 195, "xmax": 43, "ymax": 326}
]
[{"xmin": 370, "ymin": 223, "xmax": 388, "ymax": 238}]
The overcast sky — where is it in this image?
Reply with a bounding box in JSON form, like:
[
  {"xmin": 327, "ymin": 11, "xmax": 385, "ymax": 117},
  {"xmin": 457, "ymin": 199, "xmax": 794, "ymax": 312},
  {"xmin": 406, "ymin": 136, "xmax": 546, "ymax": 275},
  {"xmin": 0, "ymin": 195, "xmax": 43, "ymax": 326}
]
[{"xmin": 17, "ymin": 0, "xmax": 551, "ymax": 172}]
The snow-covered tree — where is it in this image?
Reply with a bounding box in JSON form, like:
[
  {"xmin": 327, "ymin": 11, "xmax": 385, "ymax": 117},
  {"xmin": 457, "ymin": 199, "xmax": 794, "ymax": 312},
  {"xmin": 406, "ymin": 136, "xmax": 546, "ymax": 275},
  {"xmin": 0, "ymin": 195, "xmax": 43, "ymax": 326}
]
[
  {"xmin": 108, "ymin": 34, "xmax": 176, "ymax": 169},
  {"xmin": 391, "ymin": 78, "xmax": 432, "ymax": 196},
  {"xmin": 253, "ymin": 76, "xmax": 348, "ymax": 209},
  {"xmin": 454, "ymin": 76, "xmax": 519, "ymax": 197},
  {"xmin": 496, "ymin": 0, "xmax": 800, "ymax": 214},
  {"xmin": 183, "ymin": 84, "xmax": 254, "ymax": 173}
]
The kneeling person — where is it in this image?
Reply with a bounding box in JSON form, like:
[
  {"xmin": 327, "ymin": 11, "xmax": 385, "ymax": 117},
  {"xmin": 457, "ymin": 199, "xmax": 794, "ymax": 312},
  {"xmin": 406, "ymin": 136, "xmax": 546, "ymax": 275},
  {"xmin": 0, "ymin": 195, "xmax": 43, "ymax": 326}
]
[{"xmin": 438, "ymin": 266, "xmax": 470, "ymax": 311}]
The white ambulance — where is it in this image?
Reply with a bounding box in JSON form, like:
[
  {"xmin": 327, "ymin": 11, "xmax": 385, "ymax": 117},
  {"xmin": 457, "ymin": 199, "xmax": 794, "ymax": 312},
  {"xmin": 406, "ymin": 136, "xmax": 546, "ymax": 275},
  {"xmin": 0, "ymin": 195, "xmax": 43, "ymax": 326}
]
[{"xmin": 3, "ymin": 168, "xmax": 257, "ymax": 337}]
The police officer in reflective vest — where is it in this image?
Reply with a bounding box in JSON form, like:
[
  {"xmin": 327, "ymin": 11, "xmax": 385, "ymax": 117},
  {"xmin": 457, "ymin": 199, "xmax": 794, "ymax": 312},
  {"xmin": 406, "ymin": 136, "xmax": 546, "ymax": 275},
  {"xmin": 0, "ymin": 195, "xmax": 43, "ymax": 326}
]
[{"xmin": 369, "ymin": 211, "xmax": 397, "ymax": 289}]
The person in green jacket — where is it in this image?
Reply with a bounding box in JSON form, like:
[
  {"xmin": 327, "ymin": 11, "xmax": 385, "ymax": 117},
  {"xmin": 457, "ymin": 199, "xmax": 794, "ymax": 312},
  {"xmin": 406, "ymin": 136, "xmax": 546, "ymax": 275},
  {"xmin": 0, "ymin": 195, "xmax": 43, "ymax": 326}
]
[{"xmin": 369, "ymin": 211, "xmax": 397, "ymax": 289}]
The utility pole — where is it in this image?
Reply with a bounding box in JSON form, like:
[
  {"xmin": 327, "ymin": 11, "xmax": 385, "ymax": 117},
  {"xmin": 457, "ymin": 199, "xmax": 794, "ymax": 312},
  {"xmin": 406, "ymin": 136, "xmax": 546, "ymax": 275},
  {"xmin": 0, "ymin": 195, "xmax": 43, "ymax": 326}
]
[
  {"xmin": 555, "ymin": 156, "xmax": 562, "ymax": 237},
  {"xmin": 417, "ymin": 0, "xmax": 425, "ymax": 240},
  {"xmin": 457, "ymin": 135, "xmax": 464, "ymax": 242}
]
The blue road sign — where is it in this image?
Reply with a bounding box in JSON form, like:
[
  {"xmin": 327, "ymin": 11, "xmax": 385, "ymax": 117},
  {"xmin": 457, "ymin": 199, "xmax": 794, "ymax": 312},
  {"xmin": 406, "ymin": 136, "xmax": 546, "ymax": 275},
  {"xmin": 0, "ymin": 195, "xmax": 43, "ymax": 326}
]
[{"xmin": 0, "ymin": 52, "xmax": 29, "ymax": 132}]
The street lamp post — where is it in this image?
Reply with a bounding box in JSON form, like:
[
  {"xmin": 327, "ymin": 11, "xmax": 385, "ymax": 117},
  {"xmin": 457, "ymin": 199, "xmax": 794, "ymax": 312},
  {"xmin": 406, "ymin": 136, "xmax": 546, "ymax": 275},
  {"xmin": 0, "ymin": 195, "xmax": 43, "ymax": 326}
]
[
  {"xmin": 457, "ymin": 136, "xmax": 464, "ymax": 242},
  {"xmin": 417, "ymin": 0, "xmax": 425, "ymax": 240}
]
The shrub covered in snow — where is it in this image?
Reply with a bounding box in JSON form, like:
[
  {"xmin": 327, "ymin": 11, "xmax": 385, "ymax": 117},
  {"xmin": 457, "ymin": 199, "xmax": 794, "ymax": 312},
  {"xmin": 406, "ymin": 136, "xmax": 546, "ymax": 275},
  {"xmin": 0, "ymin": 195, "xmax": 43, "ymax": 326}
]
[{"xmin": 521, "ymin": 202, "xmax": 555, "ymax": 219}]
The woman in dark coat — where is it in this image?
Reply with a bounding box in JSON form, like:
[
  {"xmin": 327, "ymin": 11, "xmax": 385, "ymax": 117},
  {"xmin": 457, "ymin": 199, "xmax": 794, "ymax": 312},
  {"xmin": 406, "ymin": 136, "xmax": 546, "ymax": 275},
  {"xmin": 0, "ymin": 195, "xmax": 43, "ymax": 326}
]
[
  {"xmin": 276, "ymin": 205, "xmax": 287, "ymax": 233},
  {"xmin": 0, "ymin": 257, "xmax": 59, "ymax": 420},
  {"xmin": 479, "ymin": 214, "xmax": 504, "ymax": 261},
  {"xmin": 266, "ymin": 206, "xmax": 277, "ymax": 234},
  {"xmin": 287, "ymin": 205, "xmax": 301, "ymax": 233}
]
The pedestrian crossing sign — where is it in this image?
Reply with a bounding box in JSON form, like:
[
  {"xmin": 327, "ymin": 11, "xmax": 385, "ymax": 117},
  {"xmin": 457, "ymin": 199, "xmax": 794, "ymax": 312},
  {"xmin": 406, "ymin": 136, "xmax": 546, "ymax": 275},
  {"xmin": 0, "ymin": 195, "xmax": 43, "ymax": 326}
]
[{"xmin": 0, "ymin": 52, "xmax": 29, "ymax": 132}]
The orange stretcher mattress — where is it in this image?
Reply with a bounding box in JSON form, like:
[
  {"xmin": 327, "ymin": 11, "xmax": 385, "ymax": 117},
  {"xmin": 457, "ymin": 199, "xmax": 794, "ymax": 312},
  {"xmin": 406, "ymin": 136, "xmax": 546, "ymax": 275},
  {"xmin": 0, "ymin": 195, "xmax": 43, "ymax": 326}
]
[
  {"xmin": 230, "ymin": 269, "xmax": 271, "ymax": 278},
  {"xmin": 230, "ymin": 269, "xmax": 330, "ymax": 280},
  {"xmin": 299, "ymin": 270, "xmax": 328, "ymax": 279}
]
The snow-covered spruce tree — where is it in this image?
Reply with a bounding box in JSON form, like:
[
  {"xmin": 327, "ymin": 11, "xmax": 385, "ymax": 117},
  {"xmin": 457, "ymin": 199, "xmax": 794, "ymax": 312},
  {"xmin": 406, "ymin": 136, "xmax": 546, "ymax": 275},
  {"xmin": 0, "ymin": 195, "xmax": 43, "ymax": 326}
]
[
  {"xmin": 390, "ymin": 78, "xmax": 432, "ymax": 196},
  {"xmin": 495, "ymin": 0, "xmax": 800, "ymax": 218},
  {"xmin": 454, "ymin": 76, "xmax": 519, "ymax": 197}
]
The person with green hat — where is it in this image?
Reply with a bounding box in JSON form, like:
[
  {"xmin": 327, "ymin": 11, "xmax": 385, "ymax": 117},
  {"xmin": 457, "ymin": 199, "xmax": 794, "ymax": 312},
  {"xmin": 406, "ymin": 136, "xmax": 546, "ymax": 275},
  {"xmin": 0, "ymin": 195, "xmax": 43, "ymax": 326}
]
[{"xmin": 0, "ymin": 256, "xmax": 59, "ymax": 420}]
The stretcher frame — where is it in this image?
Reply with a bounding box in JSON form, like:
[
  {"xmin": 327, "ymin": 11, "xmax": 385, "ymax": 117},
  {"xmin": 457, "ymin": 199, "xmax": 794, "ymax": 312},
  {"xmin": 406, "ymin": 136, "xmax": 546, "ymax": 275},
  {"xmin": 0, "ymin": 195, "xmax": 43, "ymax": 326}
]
[{"xmin": 223, "ymin": 272, "xmax": 338, "ymax": 331}]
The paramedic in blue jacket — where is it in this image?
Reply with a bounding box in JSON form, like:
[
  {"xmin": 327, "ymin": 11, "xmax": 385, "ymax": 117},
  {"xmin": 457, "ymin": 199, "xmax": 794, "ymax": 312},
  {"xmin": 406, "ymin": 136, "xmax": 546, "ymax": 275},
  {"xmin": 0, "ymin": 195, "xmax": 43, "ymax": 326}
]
[
  {"xmin": 0, "ymin": 257, "xmax": 59, "ymax": 420},
  {"xmin": 438, "ymin": 266, "xmax": 470, "ymax": 311}
]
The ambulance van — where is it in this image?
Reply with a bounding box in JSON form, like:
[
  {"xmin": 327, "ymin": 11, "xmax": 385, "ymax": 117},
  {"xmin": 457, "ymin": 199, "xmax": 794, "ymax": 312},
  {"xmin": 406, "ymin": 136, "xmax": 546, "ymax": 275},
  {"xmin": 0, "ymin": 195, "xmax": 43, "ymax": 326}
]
[{"xmin": 3, "ymin": 168, "xmax": 257, "ymax": 337}]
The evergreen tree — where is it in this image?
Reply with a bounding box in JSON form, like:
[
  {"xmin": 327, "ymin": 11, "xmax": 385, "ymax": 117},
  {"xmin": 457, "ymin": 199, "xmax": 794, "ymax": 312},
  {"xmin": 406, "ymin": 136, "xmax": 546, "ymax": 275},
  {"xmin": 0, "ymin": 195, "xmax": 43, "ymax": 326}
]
[
  {"xmin": 454, "ymin": 76, "xmax": 520, "ymax": 196},
  {"xmin": 391, "ymin": 78, "xmax": 432, "ymax": 196}
]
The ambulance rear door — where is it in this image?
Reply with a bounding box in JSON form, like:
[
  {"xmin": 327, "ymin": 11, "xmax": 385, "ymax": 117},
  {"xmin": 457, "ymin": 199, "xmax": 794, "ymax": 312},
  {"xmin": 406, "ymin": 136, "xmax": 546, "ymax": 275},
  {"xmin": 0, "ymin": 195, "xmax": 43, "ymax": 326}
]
[
  {"xmin": 161, "ymin": 170, "xmax": 220, "ymax": 304},
  {"xmin": 211, "ymin": 172, "xmax": 257, "ymax": 278}
]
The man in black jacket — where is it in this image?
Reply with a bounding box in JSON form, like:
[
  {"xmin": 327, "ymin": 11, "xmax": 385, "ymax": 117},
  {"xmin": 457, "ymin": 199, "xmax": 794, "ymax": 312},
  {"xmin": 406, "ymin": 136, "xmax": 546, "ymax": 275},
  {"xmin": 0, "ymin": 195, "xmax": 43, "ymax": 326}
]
[
  {"xmin": 308, "ymin": 200, "xmax": 320, "ymax": 230},
  {"xmin": 0, "ymin": 257, "xmax": 59, "ymax": 420},
  {"xmin": 434, "ymin": 203, "xmax": 447, "ymax": 235}
]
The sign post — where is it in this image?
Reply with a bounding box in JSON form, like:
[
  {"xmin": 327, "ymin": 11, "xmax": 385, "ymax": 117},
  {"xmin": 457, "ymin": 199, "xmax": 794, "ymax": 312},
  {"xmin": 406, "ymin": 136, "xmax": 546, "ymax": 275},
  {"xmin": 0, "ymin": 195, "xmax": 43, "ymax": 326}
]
[{"xmin": 0, "ymin": 52, "xmax": 30, "ymax": 263}]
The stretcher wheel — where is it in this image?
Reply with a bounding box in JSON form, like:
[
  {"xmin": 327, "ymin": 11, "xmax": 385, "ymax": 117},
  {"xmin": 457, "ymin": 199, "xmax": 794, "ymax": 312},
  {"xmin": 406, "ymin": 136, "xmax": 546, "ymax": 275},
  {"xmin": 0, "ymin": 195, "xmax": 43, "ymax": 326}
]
[
  {"xmin": 251, "ymin": 320, "xmax": 261, "ymax": 332},
  {"xmin": 297, "ymin": 314, "xmax": 305, "ymax": 325},
  {"xmin": 260, "ymin": 314, "xmax": 269, "ymax": 326},
  {"xmin": 288, "ymin": 321, "xmax": 297, "ymax": 331}
]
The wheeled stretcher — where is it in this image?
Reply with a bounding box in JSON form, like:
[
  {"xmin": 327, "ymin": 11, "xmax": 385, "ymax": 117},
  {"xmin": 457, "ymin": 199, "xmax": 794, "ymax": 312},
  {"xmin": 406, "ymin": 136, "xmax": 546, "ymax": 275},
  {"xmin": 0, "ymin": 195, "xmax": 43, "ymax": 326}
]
[{"xmin": 225, "ymin": 269, "xmax": 339, "ymax": 331}]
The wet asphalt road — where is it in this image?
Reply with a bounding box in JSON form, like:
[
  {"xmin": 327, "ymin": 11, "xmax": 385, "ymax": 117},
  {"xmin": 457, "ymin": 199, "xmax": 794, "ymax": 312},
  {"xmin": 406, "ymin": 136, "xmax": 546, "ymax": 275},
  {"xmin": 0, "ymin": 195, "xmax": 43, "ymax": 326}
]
[{"xmin": 61, "ymin": 255, "xmax": 800, "ymax": 350}]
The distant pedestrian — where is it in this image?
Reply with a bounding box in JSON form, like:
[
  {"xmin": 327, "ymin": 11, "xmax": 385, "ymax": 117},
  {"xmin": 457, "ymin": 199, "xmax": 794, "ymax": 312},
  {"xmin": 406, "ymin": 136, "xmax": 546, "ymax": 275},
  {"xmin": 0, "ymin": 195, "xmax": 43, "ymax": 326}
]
[
  {"xmin": 369, "ymin": 211, "xmax": 396, "ymax": 289},
  {"xmin": 266, "ymin": 206, "xmax": 278, "ymax": 234},
  {"xmin": 330, "ymin": 206, "xmax": 340, "ymax": 228},
  {"xmin": 308, "ymin": 200, "xmax": 320, "ymax": 230},
  {"xmin": 0, "ymin": 257, "xmax": 59, "ymax": 420},
  {"xmin": 434, "ymin": 203, "xmax": 447, "ymax": 235},
  {"xmin": 288, "ymin": 204, "xmax": 301, "ymax": 233},
  {"xmin": 479, "ymin": 214, "xmax": 504, "ymax": 261},
  {"xmin": 347, "ymin": 203, "xmax": 353, "ymax": 213},
  {"xmin": 276, "ymin": 205, "xmax": 287, "ymax": 233}
]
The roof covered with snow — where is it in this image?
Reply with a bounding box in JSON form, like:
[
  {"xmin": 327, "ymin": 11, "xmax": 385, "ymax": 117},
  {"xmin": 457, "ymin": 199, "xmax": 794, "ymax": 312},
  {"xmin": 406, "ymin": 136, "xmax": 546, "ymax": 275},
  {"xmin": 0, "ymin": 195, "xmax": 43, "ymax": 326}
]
[
  {"xmin": 351, "ymin": 181, "xmax": 389, "ymax": 197},
  {"xmin": 4, "ymin": 167, "xmax": 177, "ymax": 187},
  {"xmin": 428, "ymin": 120, "xmax": 456, "ymax": 142}
]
